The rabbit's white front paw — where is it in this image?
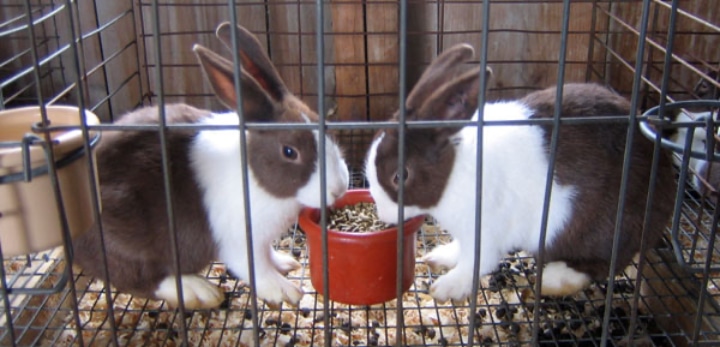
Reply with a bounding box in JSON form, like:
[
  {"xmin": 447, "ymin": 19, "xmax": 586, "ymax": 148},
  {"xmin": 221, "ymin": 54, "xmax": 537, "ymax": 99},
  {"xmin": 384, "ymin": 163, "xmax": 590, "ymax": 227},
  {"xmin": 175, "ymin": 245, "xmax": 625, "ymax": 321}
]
[
  {"xmin": 155, "ymin": 275, "xmax": 224, "ymax": 309},
  {"xmin": 540, "ymin": 261, "xmax": 591, "ymax": 297},
  {"xmin": 422, "ymin": 240, "xmax": 459, "ymax": 271},
  {"xmin": 254, "ymin": 271, "xmax": 303, "ymax": 308},
  {"xmin": 429, "ymin": 267, "xmax": 473, "ymax": 302},
  {"xmin": 271, "ymin": 249, "xmax": 301, "ymax": 274}
]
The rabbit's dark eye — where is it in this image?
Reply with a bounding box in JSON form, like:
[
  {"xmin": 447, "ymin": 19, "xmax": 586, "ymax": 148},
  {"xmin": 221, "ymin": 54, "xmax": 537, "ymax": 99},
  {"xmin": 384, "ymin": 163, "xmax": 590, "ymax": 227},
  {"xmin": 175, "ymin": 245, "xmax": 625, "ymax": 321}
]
[
  {"xmin": 282, "ymin": 145, "xmax": 298, "ymax": 160},
  {"xmin": 392, "ymin": 167, "xmax": 409, "ymax": 186}
]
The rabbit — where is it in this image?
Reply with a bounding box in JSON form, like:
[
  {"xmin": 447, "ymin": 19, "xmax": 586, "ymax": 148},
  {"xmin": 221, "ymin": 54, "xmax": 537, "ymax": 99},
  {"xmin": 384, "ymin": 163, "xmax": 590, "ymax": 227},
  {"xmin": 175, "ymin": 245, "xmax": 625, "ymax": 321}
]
[
  {"xmin": 670, "ymin": 110, "xmax": 720, "ymax": 196},
  {"xmin": 693, "ymin": 70, "xmax": 719, "ymax": 100},
  {"xmin": 72, "ymin": 22, "xmax": 349, "ymax": 309},
  {"xmin": 365, "ymin": 43, "xmax": 676, "ymax": 302}
]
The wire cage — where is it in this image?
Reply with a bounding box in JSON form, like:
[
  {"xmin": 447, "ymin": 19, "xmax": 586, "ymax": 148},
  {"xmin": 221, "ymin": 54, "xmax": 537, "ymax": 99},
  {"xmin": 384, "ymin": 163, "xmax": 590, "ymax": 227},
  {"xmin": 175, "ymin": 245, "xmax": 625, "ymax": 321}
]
[{"xmin": 1, "ymin": 0, "xmax": 719, "ymax": 346}]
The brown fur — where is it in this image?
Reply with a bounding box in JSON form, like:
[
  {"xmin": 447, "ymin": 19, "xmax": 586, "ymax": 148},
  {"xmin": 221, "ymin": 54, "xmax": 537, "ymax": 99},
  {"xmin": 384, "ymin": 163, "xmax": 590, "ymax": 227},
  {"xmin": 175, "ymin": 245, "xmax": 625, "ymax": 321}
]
[
  {"xmin": 196, "ymin": 23, "xmax": 320, "ymax": 125},
  {"xmin": 405, "ymin": 44, "xmax": 476, "ymax": 109},
  {"xmin": 372, "ymin": 128, "xmax": 457, "ymax": 208},
  {"xmin": 249, "ymin": 126, "xmax": 318, "ymax": 198},
  {"xmin": 694, "ymin": 70, "xmax": 719, "ymax": 100},
  {"xmin": 522, "ymin": 84, "xmax": 676, "ymax": 279},
  {"xmin": 372, "ymin": 67, "xmax": 488, "ymax": 208},
  {"xmin": 73, "ymin": 104, "xmax": 215, "ymax": 297},
  {"xmin": 370, "ymin": 46, "xmax": 491, "ymax": 208},
  {"xmin": 193, "ymin": 24, "xmax": 323, "ymax": 198}
]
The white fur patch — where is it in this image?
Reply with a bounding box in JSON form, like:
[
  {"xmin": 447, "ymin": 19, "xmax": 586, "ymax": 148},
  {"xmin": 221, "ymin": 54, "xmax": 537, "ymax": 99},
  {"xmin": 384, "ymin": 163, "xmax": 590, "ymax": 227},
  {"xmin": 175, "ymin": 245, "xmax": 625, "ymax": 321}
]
[
  {"xmin": 422, "ymin": 239, "xmax": 460, "ymax": 271},
  {"xmin": 155, "ymin": 275, "xmax": 223, "ymax": 309},
  {"xmin": 540, "ymin": 261, "xmax": 591, "ymax": 296},
  {"xmin": 271, "ymin": 248, "xmax": 301, "ymax": 274}
]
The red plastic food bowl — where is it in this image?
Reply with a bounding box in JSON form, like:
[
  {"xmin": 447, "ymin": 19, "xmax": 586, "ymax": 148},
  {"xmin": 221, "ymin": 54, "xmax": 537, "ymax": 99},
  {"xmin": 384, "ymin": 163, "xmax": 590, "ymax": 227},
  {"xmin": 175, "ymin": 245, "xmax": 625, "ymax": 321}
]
[{"xmin": 298, "ymin": 189, "xmax": 425, "ymax": 305}]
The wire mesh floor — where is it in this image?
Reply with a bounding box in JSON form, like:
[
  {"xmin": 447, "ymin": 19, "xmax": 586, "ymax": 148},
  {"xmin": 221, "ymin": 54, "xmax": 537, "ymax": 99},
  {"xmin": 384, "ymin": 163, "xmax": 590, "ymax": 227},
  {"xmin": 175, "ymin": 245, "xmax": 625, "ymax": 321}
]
[{"xmin": 2, "ymin": 178, "xmax": 720, "ymax": 347}]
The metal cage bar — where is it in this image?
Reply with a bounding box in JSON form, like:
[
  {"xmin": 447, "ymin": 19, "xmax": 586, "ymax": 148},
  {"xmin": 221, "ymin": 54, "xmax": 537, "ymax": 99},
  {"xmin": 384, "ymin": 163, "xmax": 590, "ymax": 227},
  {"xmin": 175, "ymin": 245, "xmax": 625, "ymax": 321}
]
[{"xmin": 1, "ymin": 0, "xmax": 720, "ymax": 346}]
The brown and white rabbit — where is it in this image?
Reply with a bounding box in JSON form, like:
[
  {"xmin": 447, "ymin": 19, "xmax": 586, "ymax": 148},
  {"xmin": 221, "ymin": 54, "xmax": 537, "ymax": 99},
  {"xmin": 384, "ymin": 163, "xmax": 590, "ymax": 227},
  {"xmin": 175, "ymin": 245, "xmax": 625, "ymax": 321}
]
[
  {"xmin": 693, "ymin": 70, "xmax": 719, "ymax": 100},
  {"xmin": 73, "ymin": 22, "xmax": 349, "ymax": 309},
  {"xmin": 670, "ymin": 110, "xmax": 720, "ymax": 196},
  {"xmin": 365, "ymin": 44, "xmax": 676, "ymax": 302}
]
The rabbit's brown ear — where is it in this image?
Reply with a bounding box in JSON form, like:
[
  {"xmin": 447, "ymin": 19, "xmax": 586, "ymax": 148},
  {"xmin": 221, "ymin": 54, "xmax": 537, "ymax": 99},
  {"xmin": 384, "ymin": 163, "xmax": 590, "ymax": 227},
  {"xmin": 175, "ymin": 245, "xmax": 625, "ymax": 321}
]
[
  {"xmin": 413, "ymin": 67, "xmax": 491, "ymax": 137},
  {"xmin": 193, "ymin": 44, "xmax": 277, "ymax": 122},
  {"xmin": 215, "ymin": 22, "xmax": 288, "ymax": 102},
  {"xmin": 406, "ymin": 44, "xmax": 475, "ymax": 111}
]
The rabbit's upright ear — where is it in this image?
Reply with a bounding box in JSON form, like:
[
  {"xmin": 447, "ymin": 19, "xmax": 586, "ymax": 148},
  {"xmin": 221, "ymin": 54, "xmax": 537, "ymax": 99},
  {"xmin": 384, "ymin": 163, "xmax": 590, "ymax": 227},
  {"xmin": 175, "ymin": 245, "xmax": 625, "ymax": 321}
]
[
  {"xmin": 215, "ymin": 22, "xmax": 288, "ymax": 102},
  {"xmin": 193, "ymin": 44, "xmax": 277, "ymax": 122},
  {"xmin": 406, "ymin": 44, "xmax": 475, "ymax": 111},
  {"xmin": 411, "ymin": 67, "xmax": 491, "ymax": 139}
]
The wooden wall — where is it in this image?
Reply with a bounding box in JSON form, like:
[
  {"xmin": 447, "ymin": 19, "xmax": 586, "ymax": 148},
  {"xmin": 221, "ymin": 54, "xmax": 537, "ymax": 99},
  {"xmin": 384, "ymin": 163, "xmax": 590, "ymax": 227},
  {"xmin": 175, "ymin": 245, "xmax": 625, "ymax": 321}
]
[
  {"xmin": 2, "ymin": 0, "xmax": 718, "ymax": 169},
  {"xmin": 0, "ymin": 0, "xmax": 140, "ymax": 121},
  {"xmin": 593, "ymin": 0, "xmax": 720, "ymax": 109}
]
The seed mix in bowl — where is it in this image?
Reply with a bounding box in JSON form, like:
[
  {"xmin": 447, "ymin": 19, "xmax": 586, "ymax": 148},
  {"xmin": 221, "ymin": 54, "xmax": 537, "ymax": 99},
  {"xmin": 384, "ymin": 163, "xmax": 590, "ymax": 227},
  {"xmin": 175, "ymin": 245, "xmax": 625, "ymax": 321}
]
[{"xmin": 327, "ymin": 202, "xmax": 395, "ymax": 232}]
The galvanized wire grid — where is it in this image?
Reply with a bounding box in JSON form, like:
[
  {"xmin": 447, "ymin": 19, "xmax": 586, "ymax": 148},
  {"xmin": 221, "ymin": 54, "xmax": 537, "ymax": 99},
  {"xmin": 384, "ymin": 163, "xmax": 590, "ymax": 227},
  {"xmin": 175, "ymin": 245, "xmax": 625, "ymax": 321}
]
[
  {"xmin": 1, "ymin": 0, "xmax": 720, "ymax": 347},
  {"xmin": 3, "ymin": 204, "xmax": 719, "ymax": 346}
]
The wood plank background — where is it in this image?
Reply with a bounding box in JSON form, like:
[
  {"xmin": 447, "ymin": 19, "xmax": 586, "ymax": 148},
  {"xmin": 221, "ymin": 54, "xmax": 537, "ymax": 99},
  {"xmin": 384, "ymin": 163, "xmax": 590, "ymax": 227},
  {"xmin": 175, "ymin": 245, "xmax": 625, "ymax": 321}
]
[
  {"xmin": 0, "ymin": 2, "xmax": 718, "ymax": 343},
  {"xmin": 1, "ymin": 0, "xmax": 718, "ymax": 169}
]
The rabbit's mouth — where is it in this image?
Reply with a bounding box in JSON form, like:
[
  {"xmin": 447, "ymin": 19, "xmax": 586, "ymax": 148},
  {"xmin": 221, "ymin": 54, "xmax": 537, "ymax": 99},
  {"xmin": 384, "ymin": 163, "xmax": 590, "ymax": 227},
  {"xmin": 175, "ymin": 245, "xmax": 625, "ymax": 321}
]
[{"xmin": 372, "ymin": 192, "xmax": 425, "ymax": 225}]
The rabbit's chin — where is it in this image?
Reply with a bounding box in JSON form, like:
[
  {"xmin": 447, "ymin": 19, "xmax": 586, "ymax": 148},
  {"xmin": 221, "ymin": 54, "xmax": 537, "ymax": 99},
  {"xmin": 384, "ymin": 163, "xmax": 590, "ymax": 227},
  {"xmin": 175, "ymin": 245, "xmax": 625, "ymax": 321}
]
[
  {"xmin": 297, "ymin": 184, "xmax": 346, "ymax": 209},
  {"xmin": 295, "ymin": 132, "xmax": 350, "ymax": 208},
  {"xmin": 369, "ymin": 184, "xmax": 426, "ymax": 224}
]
